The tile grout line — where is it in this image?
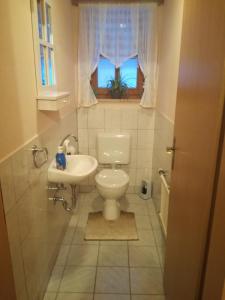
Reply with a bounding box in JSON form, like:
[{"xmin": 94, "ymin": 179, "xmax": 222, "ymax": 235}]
[
  {"xmin": 127, "ymin": 241, "xmax": 132, "ymax": 299},
  {"xmin": 92, "ymin": 221, "xmax": 100, "ymax": 300}
]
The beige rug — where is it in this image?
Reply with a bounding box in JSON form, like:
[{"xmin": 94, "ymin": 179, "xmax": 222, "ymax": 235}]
[{"xmin": 85, "ymin": 211, "xmax": 138, "ymax": 241}]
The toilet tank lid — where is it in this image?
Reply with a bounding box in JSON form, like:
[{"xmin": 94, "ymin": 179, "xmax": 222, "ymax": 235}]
[{"xmin": 98, "ymin": 133, "xmax": 130, "ymax": 139}]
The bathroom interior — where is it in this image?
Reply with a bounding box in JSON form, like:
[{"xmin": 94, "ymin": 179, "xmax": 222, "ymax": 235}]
[{"xmin": 1, "ymin": 0, "xmax": 225, "ymax": 300}]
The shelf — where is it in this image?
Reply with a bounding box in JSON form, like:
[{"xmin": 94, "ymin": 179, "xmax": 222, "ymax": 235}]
[{"xmin": 37, "ymin": 91, "xmax": 70, "ymax": 111}]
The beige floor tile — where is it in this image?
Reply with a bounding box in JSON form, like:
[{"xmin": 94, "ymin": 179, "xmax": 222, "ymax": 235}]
[
  {"xmin": 95, "ymin": 267, "xmax": 130, "ymax": 294},
  {"xmin": 126, "ymin": 203, "xmax": 148, "ymax": 216},
  {"xmin": 148, "ymin": 205, "xmax": 158, "ymax": 217},
  {"xmin": 67, "ymin": 245, "xmax": 99, "ymax": 266},
  {"xmin": 157, "ymin": 246, "xmax": 165, "ymax": 269},
  {"xmin": 125, "ymin": 194, "xmax": 146, "ymax": 204},
  {"xmin": 150, "ymin": 214, "xmax": 161, "ymax": 230},
  {"xmin": 131, "ymin": 296, "xmax": 165, "ymax": 300},
  {"xmin": 94, "ymin": 294, "xmax": 130, "ymax": 300},
  {"xmin": 129, "ymin": 246, "xmax": 160, "ymax": 267},
  {"xmin": 73, "ymin": 228, "xmax": 99, "ymax": 245},
  {"xmin": 77, "ymin": 214, "xmax": 89, "ymax": 228},
  {"xmin": 128, "ymin": 230, "xmax": 155, "ymax": 246},
  {"xmin": 153, "ymin": 229, "xmax": 165, "ymax": 247},
  {"xmin": 130, "ymin": 268, "xmax": 164, "ymax": 294},
  {"xmin": 57, "ymin": 293, "xmax": 93, "ymax": 300},
  {"xmin": 100, "ymin": 240, "xmax": 127, "ymax": 246},
  {"xmin": 55, "ymin": 245, "xmax": 70, "ymax": 266},
  {"xmin": 47, "ymin": 266, "xmax": 64, "ymax": 292},
  {"xmin": 146, "ymin": 199, "xmax": 157, "ymax": 216},
  {"xmin": 68, "ymin": 214, "xmax": 79, "ymax": 228},
  {"xmin": 62, "ymin": 227, "xmax": 76, "ymax": 245},
  {"xmin": 59, "ymin": 266, "xmax": 96, "ymax": 293},
  {"xmin": 98, "ymin": 245, "xmax": 128, "ymax": 267},
  {"xmin": 43, "ymin": 292, "xmax": 57, "ymax": 300},
  {"xmin": 135, "ymin": 216, "xmax": 151, "ymax": 230}
]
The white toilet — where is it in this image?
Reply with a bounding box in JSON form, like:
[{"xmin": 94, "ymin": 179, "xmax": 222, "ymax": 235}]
[{"xmin": 95, "ymin": 133, "xmax": 130, "ymax": 221}]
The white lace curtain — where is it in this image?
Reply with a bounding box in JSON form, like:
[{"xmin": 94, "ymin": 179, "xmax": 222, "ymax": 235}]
[{"xmin": 78, "ymin": 3, "xmax": 158, "ymax": 107}]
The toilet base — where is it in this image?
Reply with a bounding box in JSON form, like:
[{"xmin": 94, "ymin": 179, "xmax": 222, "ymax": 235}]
[{"xmin": 103, "ymin": 199, "xmax": 120, "ymax": 221}]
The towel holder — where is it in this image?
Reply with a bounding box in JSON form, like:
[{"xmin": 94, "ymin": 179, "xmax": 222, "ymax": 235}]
[{"xmin": 27, "ymin": 145, "xmax": 48, "ymax": 168}]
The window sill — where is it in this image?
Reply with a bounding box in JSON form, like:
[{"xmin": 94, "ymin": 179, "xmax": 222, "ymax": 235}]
[{"xmin": 37, "ymin": 91, "xmax": 70, "ymax": 111}]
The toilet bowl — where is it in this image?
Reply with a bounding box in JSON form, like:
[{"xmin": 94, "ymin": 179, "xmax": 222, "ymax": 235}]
[
  {"xmin": 95, "ymin": 133, "xmax": 131, "ymax": 221},
  {"xmin": 95, "ymin": 169, "xmax": 129, "ymax": 220}
]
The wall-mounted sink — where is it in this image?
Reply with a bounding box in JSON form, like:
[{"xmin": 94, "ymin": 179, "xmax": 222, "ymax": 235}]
[{"xmin": 48, "ymin": 155, "xmax": 98, "ymax": 185}]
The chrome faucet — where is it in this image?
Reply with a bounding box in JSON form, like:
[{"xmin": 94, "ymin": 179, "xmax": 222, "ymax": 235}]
[
  {"xmin": 59, "ymin": 134, "xmax": 78, "ymax": 146},
  {"xmin": 59, "ymin": 134, "xmax": 79, "ymax": 155}
]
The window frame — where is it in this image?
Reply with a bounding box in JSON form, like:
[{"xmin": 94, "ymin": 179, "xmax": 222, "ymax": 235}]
[
  {"xmin": 91, "ymin": 56, "xmax": 144, "ymax": 99},
  {"xmin": 31, "ymin": 0, "xmax": 56, "ymax": 94}
]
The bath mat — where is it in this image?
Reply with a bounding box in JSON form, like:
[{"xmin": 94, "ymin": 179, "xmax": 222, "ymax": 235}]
[{"xmin": 85, "ymin": 211, "xmax": 138, "ymax": 241}]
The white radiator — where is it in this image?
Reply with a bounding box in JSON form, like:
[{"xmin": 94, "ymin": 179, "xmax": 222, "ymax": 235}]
[{"xmin": 158, "ymin": 169, "xmax": 170, "ymax": 236}]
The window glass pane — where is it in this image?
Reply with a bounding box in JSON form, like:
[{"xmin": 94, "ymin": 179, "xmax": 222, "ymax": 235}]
[
  {"xmin": 48, "ymin": 48, "xmax": 55, "ymax": 85},
  {"xmin": 120, "ymin": 57, "xmax": 138, "ymax": 88},
  {"xmin": 40, "ymin": 45, "xmax": 47, "ymax": 85},
  {"xmin": 46, "ymin": 3, "xmax": 52, "ymax": 43},
  {"xmin": 98, "ymin": 57, "xmax": 115, "ymax": 88},
  {"xmin": 37, "ymin": 0, "xmax": 43, "ymax": 39}
]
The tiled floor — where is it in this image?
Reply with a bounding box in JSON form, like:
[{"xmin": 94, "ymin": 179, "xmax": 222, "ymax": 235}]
[{"xmin": 44, "ymin": 192, "xmax": 165, "ymax": 300}]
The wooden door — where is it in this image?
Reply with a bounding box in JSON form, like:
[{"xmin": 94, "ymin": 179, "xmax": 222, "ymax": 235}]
[
  {"xmin": 164, "ymin": 0, "xmax": 225, "ymax": 299},
  {"xmin": 200, "ymin": 95, "xmax": 225, "ymax": 299},
  {"xmin": 0, "ymin": 183, "xmax": 17, "ymax": 300}
]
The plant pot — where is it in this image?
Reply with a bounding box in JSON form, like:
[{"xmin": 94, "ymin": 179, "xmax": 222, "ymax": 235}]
[{"xmin": 110, "ymin": 89, "xmax": 123, "ymax": 99}]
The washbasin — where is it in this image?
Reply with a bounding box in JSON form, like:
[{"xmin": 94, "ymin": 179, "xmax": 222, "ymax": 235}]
[{"xmin": 48, "ymin": 155, "xmax": 98, "ymax": 184}]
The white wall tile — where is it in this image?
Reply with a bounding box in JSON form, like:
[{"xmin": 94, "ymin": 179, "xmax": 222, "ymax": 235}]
[
  {"xmin": 121, "ymin": 109, "xmax": 138, "ymax": 129},
  {"xmin": 124, "ymin": 168, "xmax": 136, "ymax": 186},
  {"xmin": 88, "ymin": 129, "xmax": 104, "ymax": 149},
  {"xmin": 78, "ymin": 108, "xmax": 88, "ymax": 129},
  {"xmin": 0, "ymin": 158, "xmax": 16, "ymax": 214},
  {"xmin": 121, "ymin": 129, "xmax": 137, "ymax": 149},
  {"xmin": 88, "ymin": 148, "xmax": 97, "ymax": 159},
  {"xmin": 78, "ymin": 129, "xmax": 89, "ymax": 149},
  {"xmin": 88, "ymin": 106, "xmax": 105, "ymax": 129},
  {"xmin": 129, "ymin": 149, "xmax": 137, "ymax": 168},
  {"xmin": 138, "ymin": 108, "xmax": 155, "ymax": 129},
  {"xmin": 78, "ymin": 148, "xmax": 89, "ymax": 155},
  {"xmin": 12, "ymin": 148, "xmax": 30, "ymax": 201},
  {"xmin": 136, "ymin": 168, "xmax": 152, "ymax": 186},
  {"xmin": 137, "ymin": 130, "xmax": 154, "ymax": 149},
  {"xmin": 137, "ymin": 149, "xmax": 152, "ymax": 168},
  {"xmin": 105, "ymin": 108, "xmax": 121, "ymax": 130},
  {"xmin": 104, "ymin": 128, "xmax": 121, "ymax": 134}
]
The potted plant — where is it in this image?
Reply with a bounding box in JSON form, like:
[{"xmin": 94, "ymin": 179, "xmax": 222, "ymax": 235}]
[{"xmin": 107, "ymin": 74, "xmax": 128, "ymax": 99}]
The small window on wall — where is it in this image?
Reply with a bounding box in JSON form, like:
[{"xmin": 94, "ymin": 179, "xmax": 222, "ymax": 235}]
[
  {"xmin": 91, "ymin": 56, "xmax": 144, "ymax": 99},
  {"xmin": 32, "ymin": 0, "xmax": 56, "ymax": 91}
]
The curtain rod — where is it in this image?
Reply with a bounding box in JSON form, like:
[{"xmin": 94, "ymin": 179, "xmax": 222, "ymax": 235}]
[{"xmin": 71, "ymin": 0, "xmax": 164, "ymax": 6}]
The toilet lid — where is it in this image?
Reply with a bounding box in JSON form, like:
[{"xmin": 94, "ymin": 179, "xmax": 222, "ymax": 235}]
[{"xmin": 95, "ymin": 169, "xmax": 129, "ymax": 188}]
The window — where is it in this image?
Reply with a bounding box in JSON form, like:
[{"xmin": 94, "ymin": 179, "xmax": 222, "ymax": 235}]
[
  {"xmin": 91, "ymin": 56, "xmax": 144, "ymax": 99},
  {"xmin": 33, "ymin": 0, "xmax": 56, "ymax": 91}
]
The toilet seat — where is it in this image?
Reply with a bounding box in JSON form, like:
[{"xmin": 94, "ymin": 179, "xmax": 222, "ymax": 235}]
[{"xmin": 95, "ymin": 169, "xmax": 129, "ymax": 189}]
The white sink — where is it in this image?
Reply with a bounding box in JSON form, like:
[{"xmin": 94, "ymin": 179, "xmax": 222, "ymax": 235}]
[{"xmin": 48, "ymin": 155, "xmax": 98, "ymax": 184}]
